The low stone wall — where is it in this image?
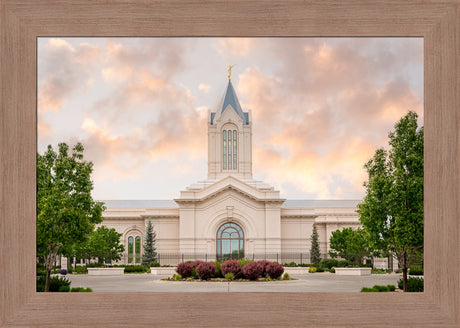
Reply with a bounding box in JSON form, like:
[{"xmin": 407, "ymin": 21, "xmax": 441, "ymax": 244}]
[
  {"xmin": 150, "ymin": 267, "xmax": 177, "ymax": 275},
  {"xmin": 87, "ymin": 267, "xmax": 125, "ymax": 276},
  {"xmin": 283, "ymin": 267, "xmax": 309, "ymax": 275},
  {"xmin": 334, "ymin": 268, "xmax": 371, "ymax": 276}
]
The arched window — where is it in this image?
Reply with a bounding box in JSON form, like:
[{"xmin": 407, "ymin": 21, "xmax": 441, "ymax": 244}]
[
  {"xmin": 223, "ymin": 129, "xmax": 237, "ymax": 170},
  {"xmin": 128, "ymin": 236, "xmax": 134, "ymax": 264},
  {"xmin": 216, "ymin": 222, "xmax": 244, "ymax": 261},
  {"xmin": 135, "ymin": 236, "xmax": 141, "ymax": 264}
]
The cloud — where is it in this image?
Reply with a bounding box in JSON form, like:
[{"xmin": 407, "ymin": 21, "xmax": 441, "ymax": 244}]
[
  {"xmin": 38, "ymin": 37, "xmax": 423, "ymax": 200},
  {"xmin": 237, "ymin": 38, "xmax": 423, "ymax": 198},
  {"xmin": 215, "ymin": 38, "xmax": 259, "ymax": 57},
  {"xmin": 38, "ymin": 38, "xmax": 103, "ymax": 114},
  {"xmin": 198, "ymin": 83, "xmax": 211, "ymax": 94}
]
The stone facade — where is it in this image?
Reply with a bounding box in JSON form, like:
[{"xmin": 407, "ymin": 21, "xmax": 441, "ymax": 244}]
[{"xmin": 100, "ymin": 80, "xmax": 363, "ymax": 265}]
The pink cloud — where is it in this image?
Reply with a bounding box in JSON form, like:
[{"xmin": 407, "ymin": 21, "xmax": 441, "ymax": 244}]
[
  {"xmin": 237, "ymin": 38, "xmax": 422, "ymax": 198},
  {"xmin": 38, "ymin": 38, "xmax": 103, "ymax": 114}
]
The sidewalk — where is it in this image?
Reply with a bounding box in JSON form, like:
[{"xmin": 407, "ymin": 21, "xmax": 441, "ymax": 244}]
[{"xmin": 66, "ymin": 273, "xmax": 403, "ymax": 292}]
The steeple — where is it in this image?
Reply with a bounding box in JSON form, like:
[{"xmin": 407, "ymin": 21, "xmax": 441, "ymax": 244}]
[
  {"xmin": 211, "ymin": 81, "xmax": 249, "ymax": 125},
  {"xmin": 208, "ymin": 77, "xmax": 252, "ymax": 180}
]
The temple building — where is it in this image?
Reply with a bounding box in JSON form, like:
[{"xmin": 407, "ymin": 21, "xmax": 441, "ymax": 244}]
[{"xmin": 100, "ymin": 78, "xmax": 362, "ymax": 265}]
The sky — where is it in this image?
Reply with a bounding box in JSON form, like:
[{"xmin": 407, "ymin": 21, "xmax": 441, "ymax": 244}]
[{"xmin": 37, "ymin": 37, "xmax": 423, "ymax": 200}]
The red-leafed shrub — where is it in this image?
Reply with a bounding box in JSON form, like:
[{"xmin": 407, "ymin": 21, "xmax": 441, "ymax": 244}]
[
  {"xmin": 192, "ymin": 260, "xmax": 203, "ymax": 268},
  {"xmin": 196, "ymin": 262, "xmax": 217, "ymax": 280},
  {"xmin": 257, "ymin": 260, "xmax": 271, "ymax": 277},
  {"xmin": 266, "ymin": 262, "xmax": 284, "ymax": 279},
  {"xmin": 191, "ymin": 261, "xmax": 203, "ymax": 278},
  {"xmin": 176, "ymin": 262, "xmax": 194, "ymax": 278},
  {"xmin": 242, "ymin": 261, "xmax": 263, "ymax": 280},
  {"xmin": 221, "ymin": 259, "xmax": 242, "ymax": 277}
]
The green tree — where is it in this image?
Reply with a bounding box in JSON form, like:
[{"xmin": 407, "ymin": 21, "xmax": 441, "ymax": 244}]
[
  {"xmin": 142, "ymin": 219, "xmax": 157, "ymax": 265},
  {"xmin": 310, "ymin": 226, "xmax": 321, "ymax": 264},
  {"xmin": 37, "ymin": 142, "xmax": 104, "ymax": 292},
  {"xmin": 328, "ymin": 227, "xmax": 371, "ymax": 265},
  {"xmin": 357, "ymin": 111, "xmax": 423, "ymax": 292},
  {"xmin": 86, "ymin": 226, "xmax": 124, "ymax": 264}
]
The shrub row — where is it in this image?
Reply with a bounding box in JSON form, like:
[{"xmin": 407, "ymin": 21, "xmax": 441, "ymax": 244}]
[
  {"xmin": 123, "ymin": 265, "xmax": 150, "ymax": 273},
  {"xmin": 175, "ymin": 259, "xmax": 284, "ymax": 280},
  {"xmin": 282, "ymin": 262, "xmax": 309, "ymax": 267},
  {"xmin": 398, "ymin": 277, "xmax": 424, "ymax": 292},
  {"xmin": 409, "ymin": 265, "xmax": 424, "ymax": 276},
  {"xmin": 70, "ymin": 287, "xmax": 93, "ymax": 292},
  {"xmin": 361, "ymin": 284, "xmax": 396, "ymax": 292},
  {"xmin": 36, "ymin": 276, "xmax": 71, "ymax": 292}
]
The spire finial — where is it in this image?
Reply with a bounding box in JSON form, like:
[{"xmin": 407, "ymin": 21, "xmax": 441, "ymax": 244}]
[{"xmin": 228, "ymin": 65, "xmax": 235, "ymax": 81}]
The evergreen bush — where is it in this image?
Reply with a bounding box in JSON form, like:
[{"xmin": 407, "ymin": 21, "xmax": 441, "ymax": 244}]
[
  {"xmin": 142, "ymin": 219, "xmax": 157, "ymax": 265},
  {"xmin": 224, "ymin": 272, "xmax": 235, "ymax": 281},
  {"xmin": 310, "ymin": 226, "xmax": 321, "ymax": 264},
  {"xmin": 75, "ymin": 266, "xmax": 88, "ymax": 274},
  {"xmin": 319, "ymin": 259, "xmax": 339, "ymax": 269},
  {"xmin": 124, "ymin": 265, "xmax": 149, "ymax": 273},
  {"xmin": 409, "ymin": 265, "xmax": 424, "ymax": 276},
  {"xmin": 398, "ymin": 277, "xmax": 424, "ymax": 292},
  {"xmin": 238, "ymin": 258, "xmax": 253, "ymax": 267},
  {"xmin": 58, "ymin": 285, "xmax": 70, "ymax": 292},
  {"xmin": 337, "ymin": 260, "xmax": 349, "ymax": 267},
  {"xmin": 37, "ymin": 275, "xmax": 71, "ymax": 292},
  {"xmin": 71, "ymin": 287, "xmax": 92, "ymax": 292},
  {"xmin": 212, "ymin": 261, "xmax": 223, "ymax": 278}
]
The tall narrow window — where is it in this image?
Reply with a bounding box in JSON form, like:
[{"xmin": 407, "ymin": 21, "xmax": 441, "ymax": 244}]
[
  {"xmin": 128, "ymin": 237, "xmax": 134, "ymax": 264},
  {"xmin": 135, "ymin": 236, "xmax": 141, "ymax": 264},
  {"xmin": 223, "ymin": 130, "xmax": 227, "ymax": 170},
  {"xmin": 223, "ymin": 129, "xmax": 237, "ymax": 170},
  {"xmin": 228, "ymin": 129, "xmax": 232, "ymax": 169},
  {"xmin": 222, "ymin": 130, "xmax": 238, "ymax": 170},
  {"xmin": 233, "ymin": 130, "xmax": 237, "ymax": 170}
]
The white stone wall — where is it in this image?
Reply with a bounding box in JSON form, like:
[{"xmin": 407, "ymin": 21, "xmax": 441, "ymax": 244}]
[{"xmin": 101, "ymin": 201, "xmax": 361, "ymax": 265}]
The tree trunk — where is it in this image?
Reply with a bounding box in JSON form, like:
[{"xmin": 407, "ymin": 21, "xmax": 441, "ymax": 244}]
[
  {"xmin": 401, "ymin": 252, "xmax": 408, "ymax": 292},
  {"xmin": 44, "ymin": 245, "xmax": 59, "ymax": 292},
  {"xmin": 402, "ymin": 267, "xmax": 408, "ymax": 292}
]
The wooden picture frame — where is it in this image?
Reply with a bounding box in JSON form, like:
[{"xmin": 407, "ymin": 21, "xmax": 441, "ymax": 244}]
[{"xmin": 1, "ymin": 1, "xmax": 459, "ymax": 326}]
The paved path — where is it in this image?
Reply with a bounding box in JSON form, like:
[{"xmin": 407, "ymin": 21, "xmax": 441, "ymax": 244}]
[{"xmin": 67, "ymin": 273, "xmax": 403, "ymax": 292}]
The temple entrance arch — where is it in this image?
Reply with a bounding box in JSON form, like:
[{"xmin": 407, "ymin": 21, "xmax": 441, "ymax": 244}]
[{"xmin": 216, "ymin": 222, "xmax": 244, "ymax": 261}]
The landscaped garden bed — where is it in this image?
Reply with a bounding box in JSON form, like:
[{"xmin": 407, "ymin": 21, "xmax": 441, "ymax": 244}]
[{"xmin": 164, "ymin": 259, "xmax": 292, "ymax": 282}]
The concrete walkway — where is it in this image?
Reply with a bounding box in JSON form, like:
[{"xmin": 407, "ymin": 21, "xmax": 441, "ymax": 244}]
[{"xmin": 67, "ymin": 273, "xmax": 403, "ymax": 292}]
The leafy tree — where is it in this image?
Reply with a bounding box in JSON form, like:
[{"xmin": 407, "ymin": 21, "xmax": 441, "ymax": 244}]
[
  {"xmin": 310, "ymin": 226, "xmax": 321, "ymax": 264},
  {"xmin": 328, "ymin": 227, "xmax": 371, "ymax": 265},
  {"xmin": 37, "ymin": 142, "xmax": 104, "ymax": 292},
  {"xmin": 142, "ymin": 219, "xmax": 157, "ymax": 265},
  {"xmin": 357, "ymin": 111, "xmax": 423, "ymax": 292},
  {"xmin": 86, "ymin": 226, "xmax": 124, "ymax": 264}
]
